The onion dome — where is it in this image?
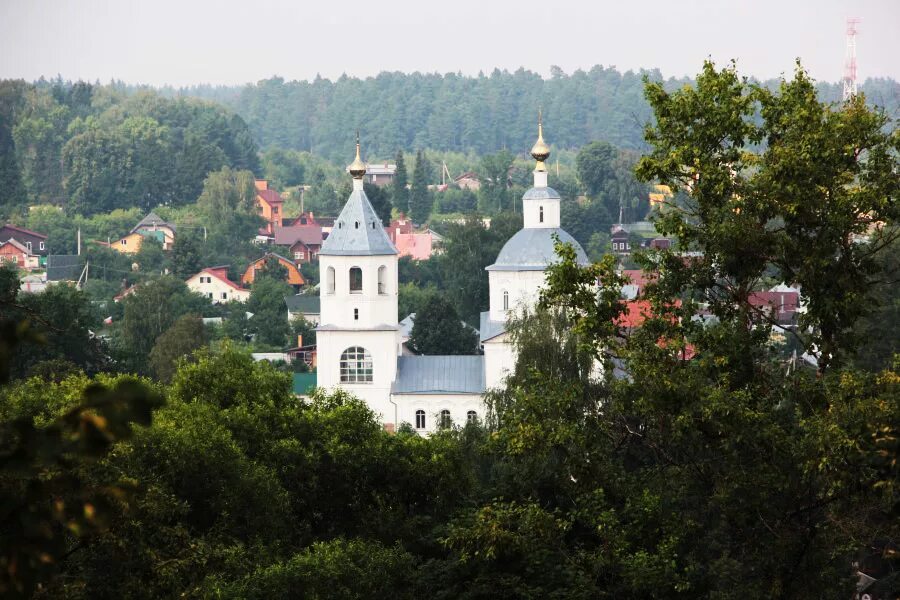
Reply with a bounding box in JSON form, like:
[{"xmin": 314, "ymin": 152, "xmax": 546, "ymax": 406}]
[
  {"xmin": 348, "ymin": 131, "xmax": 367, "ymax": 179},
  {"xmin": 530, "ymin": 109, "xmax": 551, "ymax": 171}
]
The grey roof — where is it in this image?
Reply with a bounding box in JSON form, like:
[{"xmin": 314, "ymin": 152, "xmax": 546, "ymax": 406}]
[
  {"xmin": 486, "ymin": 227, "xmax": 588, "ymax": 271},
  {"xmin": 131, "ymin": 211, "xmax": 174, "ymax": 234},
  {"xmin": 284, "ymin": 294, "xmax": 321, "ymax": 314},
  {"xmin": 319, "ymin": 188, "xmax": 397, "ymax": 256},
  {"xmin": 479, "ymin": 311, "xmax": 507, "ymax": 343},
  {"xmin": 46, "ymin": 254, "xmax": 82, "ymax": 282},
  {"xmin": 522, "ymin": 186, "xmax": 561, "ymax": 201},
  {"xmin": 391, "ymin": 355, "xmax": 485, "ymax": 395},
  {"xmin": 274, "ymin": 225, "xmax": 323, "ymax": 247}
]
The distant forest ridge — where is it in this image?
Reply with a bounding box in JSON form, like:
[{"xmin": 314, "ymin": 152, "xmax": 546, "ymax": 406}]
[{"xmin": 148, "ymin": 66, "xmax": 899, "ymax": 162}]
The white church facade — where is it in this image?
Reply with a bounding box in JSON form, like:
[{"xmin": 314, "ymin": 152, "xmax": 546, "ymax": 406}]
[{"xmin": 316, "ymin": 122, "xmax": 587, "ymax": 434}]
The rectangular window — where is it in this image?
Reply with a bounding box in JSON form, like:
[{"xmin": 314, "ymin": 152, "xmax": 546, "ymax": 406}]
[
  {"xmin": 354, "ymin": 308, "xmax": 359, "ymax": 321},
  {"xmin": 221, "ymin": 292, "xmax": 227, "ymax": 300},
  {"xmin": 25, "ymin": 241, "xmax": 31, "ymax": 251},
  {"xmin": 39, "ymin": 241, "xmax": 45, "ymax": 251},
  {"xmin": 121, "ymin": 239, "xmax": 127, "ymax": 245},
  {"xmin": 207, "ymin": 292, "xmax": 213, "ymax": 299}
]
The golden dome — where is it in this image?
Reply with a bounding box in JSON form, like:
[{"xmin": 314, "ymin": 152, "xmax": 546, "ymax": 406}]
[
  {"xmin": 348, "ymin": 131, "xmax": 367, "ymax": 179},
  {"xmin": 530, "ymin": 109, "xmax": 550, "ymax": 170}
]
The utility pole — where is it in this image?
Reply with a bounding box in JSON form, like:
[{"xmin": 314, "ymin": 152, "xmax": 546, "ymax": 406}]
[
  {"xmin": 77, "ymin": 228, "xmax": 81, "ymax": 255},
  {"xmin": 842, "ymin": 17, "xmax": 861, "ymax": 101}
]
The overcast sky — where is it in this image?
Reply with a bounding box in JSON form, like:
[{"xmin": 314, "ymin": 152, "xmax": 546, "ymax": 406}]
[{"xmin": 1, "ymin": 0, "xmax": 897, "ymax": 87}]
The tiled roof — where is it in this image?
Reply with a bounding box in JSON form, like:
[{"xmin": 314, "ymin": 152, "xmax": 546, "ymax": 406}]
[
  {"xmin": 319, "ymin": 188, "xmax": 397, "ymax": 256},
  {"xmin": 391, "ymin": 355, "xmax": 485, "ymax": 395},
  {"xmin": 274, "ymin": 225, "xmax": 323, "ymax": 247},
  {"xmin": 194, "ymin": 267, "xmax": 244, "ymax": 291},
  {"xmin": 0, "ymin": 224, "xmax": 47, "ymax": 239},
  {"xmin": 257, "ymin": 189, "xmax": 283, "ymax": 205},
  {"xmin": 130, "ymin": 211, "xmax": 175, "ymax": 234}
]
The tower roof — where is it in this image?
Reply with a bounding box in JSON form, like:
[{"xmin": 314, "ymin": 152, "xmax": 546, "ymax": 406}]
[
  {"xmin": 486, "ymin": 227, "xmax": 588, "ymax": 271},
  {"xmin": 318, "ymin": 188, "xmax": 397, "ymax": 256}
]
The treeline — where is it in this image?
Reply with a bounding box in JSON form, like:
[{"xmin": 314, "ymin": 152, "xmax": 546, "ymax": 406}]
[
  {"xmin": 172, "ymin": 67, "xmax": 900, "ymax": 161},
  {"xmin": 0, "ymin": 79, "xmax": 259, "ymax": 216}
]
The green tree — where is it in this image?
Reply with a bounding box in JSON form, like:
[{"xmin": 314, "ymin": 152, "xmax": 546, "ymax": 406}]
[
  {"xmin": 364, "ymin": 181, "xmax": 392, "ymax": 226},
  {"xmin": 477, "ymin": 149, "xmax": 513, "ymax": 213},
  {"xmin": 247, "ymin": 276, "xmax": 292, "ymax": 347},
  {"xmin": 575, "ymin": 140, "xmax": 616, "ymax": 197},
  {"xmin": 409, "ymin": 149, "xmax": 431, "ymax": 224},
  {"xmin": 408, "ymin": 295, "xmax": 479, "ymax": 355},
  {"xmin": 148, "ymin": 314, "xmax": 208, "ymax": 383},
  {"xmin": 170, "ymin": 232, "xmax": 205, "ymax": 278},
  {"xmin": 392, "ymin": 149, "xmax": 409, "ymax": 214}
]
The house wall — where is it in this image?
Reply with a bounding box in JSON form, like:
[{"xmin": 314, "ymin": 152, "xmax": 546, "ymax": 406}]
[
  {"xmin": 0, "ymin": 243, "xmax": 27, "ymax": 268},
  {"xmin": 113, "ymin": 233, "xmax": 144, "ymax": 254},
  {"xmin": 0, "ymin": 227, "xmax": 47, "ymax": 256},
  {"xmin": 393, "ymin": 392, "xmax": 487, "ymax": 434},
  {"xmin": 186, "ymin": 274, "xmax": 250, "ymax": 303}
]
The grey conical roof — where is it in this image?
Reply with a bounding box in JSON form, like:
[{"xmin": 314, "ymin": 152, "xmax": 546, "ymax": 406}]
[{"xmin": 319, "ymin": 188, "xmax": 397, "ymax": 256}]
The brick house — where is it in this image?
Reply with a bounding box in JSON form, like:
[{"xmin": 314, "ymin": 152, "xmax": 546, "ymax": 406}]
[
  {"xmin": 0, "ymin": 238, "xmax": 39, "ymax": 270},
  {"xmin": 255, "ymin": 180, "xmax": 284, "ymax": 235},
  {"xmin": 273, "ymin": 225, "xmax": 323, "ymax": 263}
]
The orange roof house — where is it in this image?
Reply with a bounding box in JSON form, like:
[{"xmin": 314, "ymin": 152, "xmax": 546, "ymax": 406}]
[
  {"xmin": 187, "ymin": 266, "xmax": 250, "ymax": 304},
  {"xmin": 255, "ymin": 179, "xmax": 284, "ymax": 234},
  {"xmin": 0, "ymin": 238, "xmax": 39, "ymax": 270},
  {"xmin": 241, "ymin": 252, "xmax": 305, "ymax": 290}
]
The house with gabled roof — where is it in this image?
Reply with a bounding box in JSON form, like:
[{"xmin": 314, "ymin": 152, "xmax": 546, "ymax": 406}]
[
  {"xmin": 255, "ymin": 180, "xmax": 284, "ymax": 235},
  {"xmin": 131, "ymin": 211, "xmax": 176, "ymax": 250},
  {"xmin": 273, "ymin": 225, "xmax": 324, "ymax": 264},
  {"xmin": 0, "ymin": 224, "xmax": 48, "ymax": 259},
  {"xmin": 0, "ymin": 238, "xmax": 40, "ymax": 270},
  {"xmin": 187, "ymin": 266, "xmax": 250, "ymax": 304},
  {"xmin": 241, "ymin": 252, "xmax": 305, "ymax": 291}
]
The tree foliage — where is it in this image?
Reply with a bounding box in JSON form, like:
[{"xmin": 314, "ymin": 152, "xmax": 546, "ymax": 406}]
[{"xmin": 408, "ymin": 295, "xmax": 479, "ymax": 355}]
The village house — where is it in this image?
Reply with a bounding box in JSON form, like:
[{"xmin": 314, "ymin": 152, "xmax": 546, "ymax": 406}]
[
  {"xmin": 454, "ymin": 171, "xmax": 481, "ymax": 191},
  {"xmin": 273, "ymin": 225, "xmax": 323, "ymax": 263},
  {"xmin": 345, "ymin": 163, "xmax": 396, "ymax": 186},
  {"xmin": 386, "ymin": 215, "xmax": 442, "ymax": 260},
  {"xmin": 255, "ymin": 179, "xmax": 284, "ymax": 235},
  {"xmin": 241, "ymin": 252, "xmax": 305, "ymax": 291},
  {"xmin": 186, "ymin": 267, "xmax": 250, "ymax": 304},
  {"xmin": 131, "ymin": 212, "xmax": 176, "ymax": 250},
  {"xmin": 0, "ymin": 238, "xmax": 40, "ymax": 270},
  {"xmin": 284, "ymin": 294, "xmax": 321, "ymax": 324},
  {"xmin": 0, "ymin": 224, "xmax": 48, "ymax": 261}
]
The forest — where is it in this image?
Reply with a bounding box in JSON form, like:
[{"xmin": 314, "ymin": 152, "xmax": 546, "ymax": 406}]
[{"xmin": 0, "ymin": 61, "xmax": 898, "ymax": 599}]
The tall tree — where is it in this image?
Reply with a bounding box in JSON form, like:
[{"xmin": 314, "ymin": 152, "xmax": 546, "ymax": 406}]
[
  {"xmin": 148, "ymin": 314, "xmax": 208, "ymax": 383},
  {"xmin": 363, "ymin": 181, "xmax": 392, "ymax": 226},
  {"xmin": 392, "ymin": 149, "xmax": 409, "ymax": 215},
  {"xmin": 409, "ymin": 150, "xmax": 431, "ymax": 224},
  {"xmin": 407, "ymin": 295, "xmax": 479, "ymax": 355},
  {"xmin": 477, "ymin": 149, "xmax": 513, "ymax": 213}
]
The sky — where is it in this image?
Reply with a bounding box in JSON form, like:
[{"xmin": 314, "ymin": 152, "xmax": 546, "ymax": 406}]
[{"xmin": 0, "ymin": 0, "xmax": 897, "ymax": 87}]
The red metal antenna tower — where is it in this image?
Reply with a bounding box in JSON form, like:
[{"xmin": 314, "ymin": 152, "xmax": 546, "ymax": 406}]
[{"xmin": 842, "ymin": 17, "xmax": 861, "ymax": 101}]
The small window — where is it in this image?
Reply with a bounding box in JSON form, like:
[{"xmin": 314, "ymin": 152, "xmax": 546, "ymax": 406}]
[
  {"xmin": 207, "ymin": 292, "xmax": 213, "ymax": 299},
  {"xmin": 539, "ymin": 205, "xmax": 544, "ymax": 223},
  {"xmin": 349, "ymin": 267, "xmax": 362, "ymax": 293},
  {"xmin": 377, "ymin": 265, "xmax": 387, "ymax": 295},
  {"xmin": 340, "ymin": 346, "xmax": 373, "ymax": 383},
  {"xmin": 121, "ymin": 239, "xmax": 127, "ymax": 245},
  {"xmin": 338, "ymin": 222, "xmax": 343, "ymax": 229},
  {"xmin": 415, "ymin": 410, "xmax": 426, "ymax": 429},
  {"xmin": 327, "ymin": 267, "xmax": 335, "ymax": 294},
  {"xmin": 221, "ymin": 292, "xmax": 227, "ymax": 300},
  {"xmin": 354, "ymin": 221, "xmax": 359, "ymax": 229},
  {"xmin": 354, "ymin": 308, "xmax": 359, "ymax": 321},
  {"xmin": 39, "ymin": 241, "xmax": 45, "ymax": 250},
  {"xmin": 371, "ymin": 221, "xmax": 376, "ymax": 229},
  {"xmin": 467, "ymin": 410, "xmax": 477, "ymax": 424},
  {"xmin": 503, "ymin": 290, "xmax": 509, "ymax": 311},
  {"xmin": 25, "ymin": 241, "xmax": 31, "ymax": 251},
  {"xmin": 439, "ymin": 409, "xmax": 452, "ymax": 429}
]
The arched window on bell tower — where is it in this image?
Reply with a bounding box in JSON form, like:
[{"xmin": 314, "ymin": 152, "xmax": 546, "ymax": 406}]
[
  {"xmin": 327, "ymin": 267, "xmax": 335, "ymax": 294},
  {"xmin": 378, "ymin": 265, "xmax": 387, "ymax": 295},
  {"xmin": 503, "ymin": 290, "xmax": 509, "ymax": 311},
  {"xmin": 349, "ymin": 267, "xmax": 362, "ymax": 293}
]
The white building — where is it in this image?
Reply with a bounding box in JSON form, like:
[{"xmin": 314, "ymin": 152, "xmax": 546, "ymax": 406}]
[
  {"xmin": 186, "ymin": 267, "xmax": 250, "ymax": 304},
  {"xmin": 317, "ymin": 122, "xmax": 586, "ymax": 434}
]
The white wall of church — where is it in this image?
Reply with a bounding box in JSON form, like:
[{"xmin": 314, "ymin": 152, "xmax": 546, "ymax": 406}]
[
  {"xmin": 319, "ymin": 254, "xmax": 398, "ymax": 327},
  {"xmin": 483, "ymin": 336, "xmax": 517, "ymax": 390},
  {"xmin": 522, "ymin": 198, "xmax": 560, "ymax": 228},
  {"xmin": 488, "ymin": 270, "xmax": 547, "ymax": 322},
  {"xmin": 316, "ymin": 329, "xmax": 400, "ymax": 420},
  {"xmin": 393, "ymin": 393, "xmax": 487, "ymax": 434}
]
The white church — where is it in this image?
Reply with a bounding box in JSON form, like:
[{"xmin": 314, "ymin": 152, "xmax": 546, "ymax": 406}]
[{"xmin": 315, "ymin": 119, "xmax": 588, "ymax": 433}]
